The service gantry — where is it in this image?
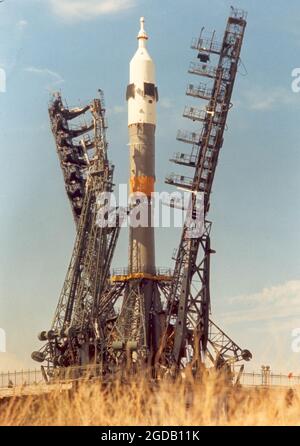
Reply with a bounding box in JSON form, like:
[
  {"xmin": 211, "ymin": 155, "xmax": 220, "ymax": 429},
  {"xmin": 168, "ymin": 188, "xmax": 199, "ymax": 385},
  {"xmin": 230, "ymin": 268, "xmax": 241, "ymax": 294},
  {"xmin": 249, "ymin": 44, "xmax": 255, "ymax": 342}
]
[{"xmin": 32, "ymin": 7, "xmax": 252, "ymax": 380}]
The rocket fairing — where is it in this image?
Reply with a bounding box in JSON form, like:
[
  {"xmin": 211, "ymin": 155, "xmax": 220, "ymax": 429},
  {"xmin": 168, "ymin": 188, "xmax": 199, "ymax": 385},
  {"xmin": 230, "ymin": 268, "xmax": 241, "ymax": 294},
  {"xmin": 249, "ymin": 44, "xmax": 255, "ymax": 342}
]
[
  {"xmin": 127, "ymin": 17, "xmax": 158, "ymax": 127},
  {"xmin": 127, "ymin": 17, "xmax": 158, "ymax": 275}
]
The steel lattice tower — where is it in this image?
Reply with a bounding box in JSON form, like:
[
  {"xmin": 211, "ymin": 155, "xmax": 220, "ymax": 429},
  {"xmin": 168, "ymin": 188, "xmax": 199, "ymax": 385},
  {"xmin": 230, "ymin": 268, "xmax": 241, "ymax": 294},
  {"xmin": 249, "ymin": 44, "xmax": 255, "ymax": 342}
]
[{"xmin": 33, "ymin": 8, "xmax": 252, "ymax": 380}]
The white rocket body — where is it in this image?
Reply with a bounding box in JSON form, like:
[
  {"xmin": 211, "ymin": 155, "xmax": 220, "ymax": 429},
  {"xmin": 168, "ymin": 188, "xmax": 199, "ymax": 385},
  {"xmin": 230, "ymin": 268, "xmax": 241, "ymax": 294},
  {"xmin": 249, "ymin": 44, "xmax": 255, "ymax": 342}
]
[
  {"xmin": 128, "ymin": 19, "xmax": 157, "ymax": 126},
  {"xmin": 127, "ymin": 18, "xmax": 158, "ymax": 275}
]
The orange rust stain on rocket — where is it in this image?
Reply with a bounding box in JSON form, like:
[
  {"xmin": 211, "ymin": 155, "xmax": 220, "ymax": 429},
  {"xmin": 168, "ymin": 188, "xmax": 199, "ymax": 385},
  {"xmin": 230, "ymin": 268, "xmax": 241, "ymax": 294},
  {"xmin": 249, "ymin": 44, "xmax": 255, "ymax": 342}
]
[{"xmin": 130, "ymin": 176, "xmax": 155, "ymax": 196}]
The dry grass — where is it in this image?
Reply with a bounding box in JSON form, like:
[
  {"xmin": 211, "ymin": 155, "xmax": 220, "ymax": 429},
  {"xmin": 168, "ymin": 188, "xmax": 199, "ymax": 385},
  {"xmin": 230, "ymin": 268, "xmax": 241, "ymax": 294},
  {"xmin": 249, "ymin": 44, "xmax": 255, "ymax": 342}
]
[{"xmin": 0, "ymin": 371, "xmax": 299, "ymax": 426}]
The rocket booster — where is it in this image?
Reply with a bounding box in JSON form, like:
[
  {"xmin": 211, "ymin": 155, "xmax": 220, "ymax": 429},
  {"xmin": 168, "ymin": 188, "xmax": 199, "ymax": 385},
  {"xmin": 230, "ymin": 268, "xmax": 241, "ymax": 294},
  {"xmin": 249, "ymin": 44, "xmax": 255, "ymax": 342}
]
[{"xmin": 127, "ymin": 18, "xmax": 158, "ymax": 275}]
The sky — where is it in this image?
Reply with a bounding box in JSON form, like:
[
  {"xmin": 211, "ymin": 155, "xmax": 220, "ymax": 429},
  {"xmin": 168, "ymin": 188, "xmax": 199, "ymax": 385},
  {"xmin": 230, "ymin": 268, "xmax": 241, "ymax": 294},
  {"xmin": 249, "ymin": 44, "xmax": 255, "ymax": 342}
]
[{"xmin": 0, "ymin": 0, "xmax": 300, "ymax": 373}]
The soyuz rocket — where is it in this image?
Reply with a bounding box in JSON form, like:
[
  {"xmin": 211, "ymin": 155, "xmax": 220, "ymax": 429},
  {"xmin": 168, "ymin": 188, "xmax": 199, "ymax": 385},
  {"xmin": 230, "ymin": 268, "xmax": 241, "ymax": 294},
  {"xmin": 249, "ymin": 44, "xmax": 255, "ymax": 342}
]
[{"xmin": 127, "ymin": 17, "xmax": 158, "ymax": 275}]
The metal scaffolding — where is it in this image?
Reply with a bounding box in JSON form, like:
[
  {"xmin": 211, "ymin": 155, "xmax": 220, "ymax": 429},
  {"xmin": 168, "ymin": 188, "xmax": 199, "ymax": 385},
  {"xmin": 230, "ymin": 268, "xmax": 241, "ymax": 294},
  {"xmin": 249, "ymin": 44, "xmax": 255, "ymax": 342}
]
[
  {"xmin": 32, "ymin": 8, "xmax": 252, "ymax": 381},
  {"xmin": 32, "ymin": 93, "xmax": 123, "ymax": 373},
  {"xmin": 161, "ymin": 7, "xmax": 251, "ymax": 370}
]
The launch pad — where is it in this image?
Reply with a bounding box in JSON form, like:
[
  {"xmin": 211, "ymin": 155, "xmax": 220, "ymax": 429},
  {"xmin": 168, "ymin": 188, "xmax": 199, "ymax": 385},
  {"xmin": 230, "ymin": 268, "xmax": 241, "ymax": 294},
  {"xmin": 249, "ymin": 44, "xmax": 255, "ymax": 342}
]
[{"xmin": 32, "ymin": 7, "xmax": 252, "ymax": 381}]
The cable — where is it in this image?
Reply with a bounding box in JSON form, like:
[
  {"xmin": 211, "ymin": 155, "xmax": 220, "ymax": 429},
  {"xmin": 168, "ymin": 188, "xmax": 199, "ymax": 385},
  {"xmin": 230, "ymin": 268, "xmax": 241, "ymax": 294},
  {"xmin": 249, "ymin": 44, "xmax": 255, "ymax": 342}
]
[{"xmin": 238, "ymin": 57, "xmax": 248, "ymax": 76}]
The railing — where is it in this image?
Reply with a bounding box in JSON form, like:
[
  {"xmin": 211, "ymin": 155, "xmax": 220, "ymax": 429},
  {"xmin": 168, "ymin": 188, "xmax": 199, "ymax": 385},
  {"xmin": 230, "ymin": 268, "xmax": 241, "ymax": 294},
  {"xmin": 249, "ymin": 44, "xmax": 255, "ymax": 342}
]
[
  {"xmin": 188, "ymin": 62, "xmax": 219, "ymax": 79},
  {"xmin": 165, "ymin": 173, "xmax": 194, "ymax": 189},
  {"xmin": 183, "ymin": 106, "xmax": 207, "ymax": 122},
  {"xmin": 188, "ymin": 62, "xmax": 230, "ymax": 81},
  {"xmin": 1, "ymin": 367, "xmax": 300, "ymax": 391},
  {"xmin": 177, "ymin": 130, "xmax": 201, "ymax": 145},
  {"xmin": 191, "ymin": 37, "xmax": 222, "ymax": 54},
  {"xmin": 0, "ymin": 369, "xmax": 44, "ymax": 389},
  {"xmin": 112, "ymin": 267, "xmax": 173, "ymax": 277},
  {"xmin": 230, "ymin": 7, "xmax": 248, "ymax": 21},
  {"xmin": 186, "ymin": 84, "xmax": 226, "ymax": 104},
  {"xmin": 170, "ymin": 152, "xmax": 198, "ymax": 166},
  {"xmin": 183, "ymin": 106, "xmax": 225, "ymax": 126},
  {"xmin": 0, "ymin": 365, "xmax": 114, "ymax": 391},
  {"xmin": 235, "ymin": 372, "xmax": 300, "ymax": 388},
  {"xmin": 186, "ymin": 83, "xmax": 213, "ymax": 101}
]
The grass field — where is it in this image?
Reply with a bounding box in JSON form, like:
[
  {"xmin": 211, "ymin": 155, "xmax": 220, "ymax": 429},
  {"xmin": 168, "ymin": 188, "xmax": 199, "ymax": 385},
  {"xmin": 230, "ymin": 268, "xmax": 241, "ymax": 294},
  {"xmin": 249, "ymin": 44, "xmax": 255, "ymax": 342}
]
[{"xmin": 0, "ymin": 370, "xmax": 298, "ymax": 426}]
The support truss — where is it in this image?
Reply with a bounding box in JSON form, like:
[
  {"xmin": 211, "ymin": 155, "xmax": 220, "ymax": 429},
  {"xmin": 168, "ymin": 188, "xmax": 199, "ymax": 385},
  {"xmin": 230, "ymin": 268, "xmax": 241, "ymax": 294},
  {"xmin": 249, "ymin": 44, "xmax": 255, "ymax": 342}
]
[
  {"xmin": 161, "ymin": 8, "xmax": 251, "ymax": 369},
  {"xmin": 32, "ymin": 93, "xmax": 123, "ymax": 371}
]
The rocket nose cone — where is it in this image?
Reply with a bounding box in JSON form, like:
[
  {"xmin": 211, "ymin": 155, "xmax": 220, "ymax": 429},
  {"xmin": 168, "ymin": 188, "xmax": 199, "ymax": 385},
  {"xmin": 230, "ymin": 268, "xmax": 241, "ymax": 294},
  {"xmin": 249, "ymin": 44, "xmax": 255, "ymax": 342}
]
[
  {"xmin": 137, "ymin": 17, "xmax": 148, "ymax": 47},
  {"xmin": 137, "ymin": 16, "xmax": 148, "ymax": 42}
]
